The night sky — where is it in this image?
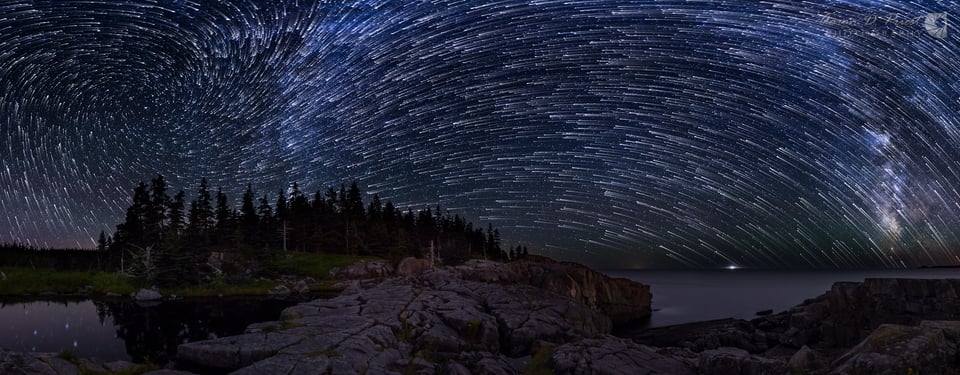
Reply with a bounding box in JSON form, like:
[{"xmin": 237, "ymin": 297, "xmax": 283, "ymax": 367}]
[{"xmin": 0, "ymin": 0, "xmax": 957, "ymax": 268}]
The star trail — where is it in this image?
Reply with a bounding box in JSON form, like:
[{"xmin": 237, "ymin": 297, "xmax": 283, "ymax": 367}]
[{"xmin": 1, "ymin": 0, "xmax": 958, "ymax": 268}]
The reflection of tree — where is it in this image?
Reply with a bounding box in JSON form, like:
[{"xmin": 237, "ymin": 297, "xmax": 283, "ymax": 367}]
[{"xmin": 94, "ymin": 299, "xmax": 295, "ymax": 364}]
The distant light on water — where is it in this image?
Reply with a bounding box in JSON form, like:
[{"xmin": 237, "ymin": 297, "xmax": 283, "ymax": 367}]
[{"xmin": 726, "ymin": 265, "xmax": 739, "ymax": 270}]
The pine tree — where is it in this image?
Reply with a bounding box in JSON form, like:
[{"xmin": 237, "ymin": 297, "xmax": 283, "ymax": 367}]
[
  {"xmin": 169, "ymin": 190, "xmax": 186, "ymax": 234},
  {"xmin": 486, "ymin": 224, "xmax": 496, "ymax": 260},
  {"xmin": 96, "ymin": 231, "xmax": 108, "ymax": 252},
  {"xmin": 338, "ymin": 184, "xmax": 347, "ymax": 213},
  {"xmin": 241, "ymin": 184, "xmax": 258, "ymax": 234},
  {"xmin": 215, "ymin": 188, "xmax": 231, "ymax": 229},
  {"xmin": 275, "ymin": 189, "xmax": 288, "ymax": 222},
  {"xmin": 256, "ymin": 194, "xmax": 275, "ymax": 247},
  {"xmin": 288, "ymin": 182, "xmax": 312, "ymax": 252},
  {"xmin": 258, "ymin": 194, "xmax": 273, "ymax": 220},
  {"xmin": 325, "ymin": 188, "xmax": 338, "ymax": 212},
  {"xmin": 147, "ymin": 175, "xmax": 169, "ymax": 238},
  {"xmin": 368, "ymin": 194, "xmax": 383, "ymax": 221},
  {"xmin": 189, "ymin": 178, "xmax": 214, "ymax": 233},
  {"xmin": 348, "ymin": 181, "xmax": 365, "ymax": 221},
  {"xmin": 312, "ymin": 190, "xmax": 325, "ymax": 215}
]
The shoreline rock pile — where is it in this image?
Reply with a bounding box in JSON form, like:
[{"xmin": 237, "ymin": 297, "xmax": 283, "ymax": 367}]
[{"xmin": 632, "ymin": 277, "xmax": 960, "ymax": 374}]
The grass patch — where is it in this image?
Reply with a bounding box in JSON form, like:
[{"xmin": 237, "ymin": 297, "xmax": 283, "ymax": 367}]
[
  {"xmin": 166, "ymin": 279, "xmax": 276, "ymax": 297},
  {"xmin": 56, "ymin": 350, "xmax": 80, "ymax": 364},
  {"xmin": 87, "ymin": 272, "xmax": 138, "ymax": 295},
  {"xmin": 270, "ymin": 252, "xmax": 378, "ymax": 280},
  {"xmin": 279, "ymin": 320, "xmax": 305, "ymax": 330},
  {"xmin": 524, "ymin": 346, "xmax": 556, "ymax": 375},
  {"xmin": 56, "ymin": 350, "xmax": 159, "ymax": 375},
  {"xmin": 0, "ymin": 268, "xmax": 136, "ymax": 296},
  {"xmin": 80, "ymin": 362, "xmax": 159, "ymax": 375},
  {"xmin": 306, "ymin": 345, "xmax": 339, "ymax": 358},
  {"xmin": 0, "ymin": 251, "xmax": 376, "ymax": 297}
]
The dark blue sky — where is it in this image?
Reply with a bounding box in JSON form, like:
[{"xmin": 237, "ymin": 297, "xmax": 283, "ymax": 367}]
[{"xmin": 0, "ymin": 0, "xmax": 957, "ymax": 268}]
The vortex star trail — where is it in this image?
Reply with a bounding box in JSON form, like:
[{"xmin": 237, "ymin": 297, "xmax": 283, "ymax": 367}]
[{"xmin": 1, "ymin": 0, "xmax": 958, "ymax": 268}]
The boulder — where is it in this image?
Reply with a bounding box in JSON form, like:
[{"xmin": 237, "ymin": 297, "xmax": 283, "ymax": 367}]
[
  {"xmin": 330, "ymin": 260, "xmax": 396, "ymax": 280},
  {"xmin": 396, "ymin": 257, "xmax": 432, "ymax": 276},
  {"xmin": 134, "ymin": 288, "xmax": 162, "ymax": 301},
  {"xmin": 698, "ymin": 347, "xmax": 787, "ymax": 375},
  {"xmin": 788, "ymin": 345, "xmax": 823, "ymax": 371},
  {"xmin": 268, "ymin": 284, "xmax": 291, "ymax": 297},
  {"xmin": 292, "ymin": 280, "xmax": 310, "ymax": 295}
]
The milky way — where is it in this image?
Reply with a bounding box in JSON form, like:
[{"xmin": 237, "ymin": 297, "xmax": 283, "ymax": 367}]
[{"xmin": 1, "ymin": 0, "xmax": 958, "ymax": 268}]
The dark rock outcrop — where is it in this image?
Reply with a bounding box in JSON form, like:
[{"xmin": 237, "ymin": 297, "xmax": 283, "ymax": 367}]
[
  {"xmin": 630, "ymin": 278, "xmax": 960, "ymax": 374},
  {"xmin": 830, "ymin": 320, "xmax": 960, "ymax": 374},
  {"xmin": 502, "ymin": 256, "xmax": 652, "ymax": 324},
  {"xmin": 698, "ymin": 347, "xmax": 787, "ymax": 375},
  {"xmin": 440, "ymin": 257, "xmax": 651, "ymax": 324},
  {"xmin": 550, "ymin": 336, "xmax": 697, "ymax": 374},
  {"xmin": 329, "ymin": 256, "xmax": 653, "ymax": 325},
  {"xmin": 632, "ymin": 318, "xmax": 769, "ymax": 353},
  {"xmin": 750, "ymin": 278, "xmax": 960, "ymax": 349},
  {"xmin": 177, "ymin": 259, "xmax": 633, "ymax": 374}
]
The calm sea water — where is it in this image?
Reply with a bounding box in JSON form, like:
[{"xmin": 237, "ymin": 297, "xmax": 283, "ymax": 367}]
[{"xmin": 605, "ymin": 268, "xmax": 960, "ymax": 328}]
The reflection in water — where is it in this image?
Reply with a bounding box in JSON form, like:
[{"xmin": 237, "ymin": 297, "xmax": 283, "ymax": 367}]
[
  {"xmin": 0, "ymin": 298, "xmax": 297, "ymax": 363},
  {"xmin": 0, "ymin": 299, "xmax": 126, "ymax": 359}
]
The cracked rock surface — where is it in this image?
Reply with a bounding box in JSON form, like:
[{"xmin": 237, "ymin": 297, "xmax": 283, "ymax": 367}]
[{"xmin": 176, "ymin": 258, "xmax": 650, "ymax": 374}]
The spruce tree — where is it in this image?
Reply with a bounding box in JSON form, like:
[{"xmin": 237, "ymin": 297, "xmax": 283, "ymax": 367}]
[
  {"xmin": 241, "ymin": 184, "xmax": 258, "ymax": 234},
  {"xmin": 169, "ymin": 190, "xmax": 186, "ymax": 234},
  {"xmin": 215, "ymin": 188, "xmax": 231, "ymax": 229},
  {"xmin": 348, "ymin": 181, "xmax": 364, "ymax": 220},
  {"xmin": 97, "ymin": 231, "xmax": 108, "ymax": 252},
  {"xmin": 257, "ymin": 194, "xmax": 275, "ymax": 247},
  {"xmin": 192, "ymin": 178, "xmax": 214, "ymax": 232},
  {"xmin": 147, "ymin": 175, "xmax": 169, "ymax": 238},
  {"xmin": 275, "ymin": 189, "xmax": 288, "ymax": 222}
]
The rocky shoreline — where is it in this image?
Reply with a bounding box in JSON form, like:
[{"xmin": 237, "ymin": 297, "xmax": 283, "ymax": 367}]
[{"xmin": 3, "ymin": 259, "xmax": 960, "ymax": 374}]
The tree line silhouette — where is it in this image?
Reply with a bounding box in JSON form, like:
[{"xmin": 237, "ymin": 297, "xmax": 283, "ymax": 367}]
[
  {"xmin": 97, "ymin": 175, "xmax": 529, "ymax": 286},
  {"xmin": 0, "ymin": 242, "xmax": 100, "ymax": 270}
]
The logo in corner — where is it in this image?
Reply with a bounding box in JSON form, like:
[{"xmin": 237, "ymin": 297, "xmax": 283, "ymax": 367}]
[{"xmin": 925, "ymin": 13, "xmax": 948, "ymax": 39}]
